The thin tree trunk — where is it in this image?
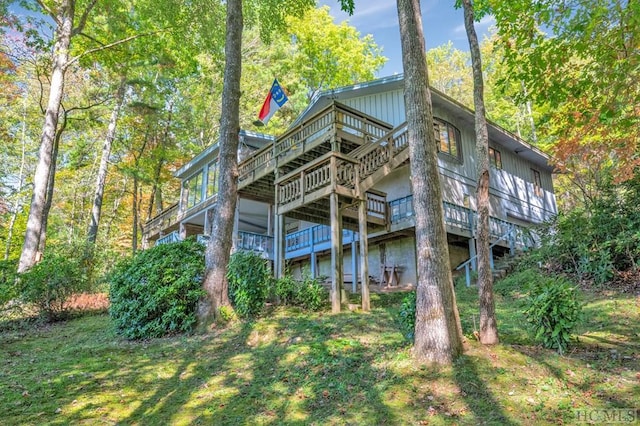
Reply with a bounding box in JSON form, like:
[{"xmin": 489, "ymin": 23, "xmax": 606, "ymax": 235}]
[
  {"xmin": 397, "ymin": 0, "xmax": 464, "ymax": 364},
  {"xmin": 87, "ymin": 74, "xmax": 127, "ymax": 245},
  {"xmin": 4, "ymin": 87, "xmax": 29, "ymax": 260},
  {"xmin": 18, "ymin": 0, "xmax": 74, "ymax": 272},
  {"xmin": 462, "ymin": 0, "xmax": 499, "ymax": 345},
  {"xmin": 132, "ymin": 175, "xmax": 139, "ymax": 254},
  {"xmin": 200, "ymin": 0, "xmax": 243, "ymax": 323}
]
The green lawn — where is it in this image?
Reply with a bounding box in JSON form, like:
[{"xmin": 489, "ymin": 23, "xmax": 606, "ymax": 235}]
[{"xmin": 1, "ymin": 285, "xmax": 638, "ymax": 425}]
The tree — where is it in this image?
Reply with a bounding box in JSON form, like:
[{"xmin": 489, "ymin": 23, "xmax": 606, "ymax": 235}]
[
  {"xmin": 199, "ymin": 0, "xmax": 243, "ymax": 320},
  {"xmin": 490, "ymin": 0, "xmax": 640, "ymax": 199},
  {"xmin": 396, "ymin": 0, "xmax": 464, "ymax": 364},
  {"xmin": 17, "ymin": 0, "xmax": 97, "ymax": 272},
  {"xmin": 461, "ymin": 0, "xmax": 498, "ymax": 345}
]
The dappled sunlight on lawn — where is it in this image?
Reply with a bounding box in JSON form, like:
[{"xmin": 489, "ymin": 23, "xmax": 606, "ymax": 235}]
[{"xmin": 1, "ymin": 288, "xmax": 638, "ymax": 425}]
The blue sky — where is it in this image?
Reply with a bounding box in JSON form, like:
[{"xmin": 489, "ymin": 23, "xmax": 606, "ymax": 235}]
[{"xmin": 317, "ymin": 0, "xmax": 496, "ymax": 77}]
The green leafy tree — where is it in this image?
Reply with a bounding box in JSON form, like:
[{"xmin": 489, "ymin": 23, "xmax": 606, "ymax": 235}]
[{"xmin": 490, "ymin": 0, "xmax": 640, "ymax": 198}]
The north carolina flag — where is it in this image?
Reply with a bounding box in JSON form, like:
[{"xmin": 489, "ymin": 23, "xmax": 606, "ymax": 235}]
[{"xmin": 257, "ymin": 79, "xmax": 288, "ymax": 126}]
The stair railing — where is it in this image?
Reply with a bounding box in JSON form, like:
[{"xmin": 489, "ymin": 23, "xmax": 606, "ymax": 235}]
[{"xmin": 455, "ymin": 224, "xmax": 532, "ymax": 287}]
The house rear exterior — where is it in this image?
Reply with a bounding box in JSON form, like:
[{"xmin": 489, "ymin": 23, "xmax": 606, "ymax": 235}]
[{"xmin": 142, "ymin": 75, "xmax": 556, "ymax": 307}]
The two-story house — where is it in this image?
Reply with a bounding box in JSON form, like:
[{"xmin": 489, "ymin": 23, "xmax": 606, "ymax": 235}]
[{"xmin": 142, "ymin": 74, "xmax": 557, "ymax": 310}]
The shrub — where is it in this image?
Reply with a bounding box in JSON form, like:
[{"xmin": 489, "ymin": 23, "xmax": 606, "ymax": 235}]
[
  {"xmin": 0, "ymin": 259, "xmax": 17, "ymax": 307},
  {"xmin": 273, "ymin": 273, "xmax": 327, "ymax": 311},
  {"xmin": 17, "ymin": 247, "xmax": 89, "ymax": 321},
  {"xmin": 108, "ymin": 239, "xmax": 205, "ymax": 339},
  {"xmin": 398, "ymin": 291, "xmax": 416, "ymax": 341},
  {"xmin": 294, "ymin": 274, "xmax": 326, "ymax": 310},
  {"xmin": 227, "ymin": 251, "xmax": 272, "ymax": 318},
  {"xmin": 523, "ymin": 275, "xmax": 582, "ymax": 354},
  {"xmin": 274, "ymin": 274, "xmax": 297, "ymax": 305}
]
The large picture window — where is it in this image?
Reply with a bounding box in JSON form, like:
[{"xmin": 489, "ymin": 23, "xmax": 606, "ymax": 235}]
[
  {"xmin": 434, "ymin": 118, "xmax": 461, "ymax": 159},
  {"xmin": 207, "ymin": 161, "xmax": 218, "ymax": 198},
  {"xmin": 183, "ymin": 171, "xmax": 203, "ymax": 209}
]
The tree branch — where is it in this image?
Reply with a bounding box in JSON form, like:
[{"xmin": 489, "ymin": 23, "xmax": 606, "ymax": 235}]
[
  {"xmin": 66, "ymin": 30, "xmax": 165, "ymax": 68},
  {"xmin": 78, "ymin": 31, "xmax": 105, "ymax": 47},
  {"xmin": 35, "ymin": 0, "xmax": 59, "ymax": 26},
  {"xmin": 71, "ymin": 0, "xmax": 98, "ymax": 37}
]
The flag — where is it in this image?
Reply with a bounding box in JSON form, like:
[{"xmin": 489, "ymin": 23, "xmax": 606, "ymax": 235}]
[{"xmin": 257, "ymin": 79, "xmax": 288, "ymax": 126}]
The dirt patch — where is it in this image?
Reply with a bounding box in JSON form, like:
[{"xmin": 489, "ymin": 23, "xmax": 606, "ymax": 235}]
[{"xmin": 63, "ymin": 293, "xmax": 110, "ymax": 312}]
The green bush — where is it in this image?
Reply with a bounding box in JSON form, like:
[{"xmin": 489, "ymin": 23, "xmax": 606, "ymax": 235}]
[
  {"xmin": 17, "ymin": 246, "xmax": 89, "ymax": 321},
  {"xmin": 108, "ymin": 239, "xmax": 205, "ymax": 339},
  {"xmin": 0, "ymin": 259, "xmax": 17, "ymax": 307},
  {"xmin": 523, "ymin": 275, "xmax": 581, "ymax": 354},
  {"xmin": 398, "ymin": 291, "xmax": 416, "ymax": 341},
  {"xmin": 227, "ymin": 251, "xmax": 272, "ymax": 318},
  {"xmin": 274, "ymin": 274, "xmax": 297, "ymax": 305},
  {"xmin": 532, "ymin": 173, "xmax": 640, "ymax": 286},
  {"xmin": 273, "ymin": 273, "xmax": 327, "ymax": 311}
]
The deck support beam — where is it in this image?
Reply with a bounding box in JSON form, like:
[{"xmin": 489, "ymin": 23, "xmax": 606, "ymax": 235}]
[
  {"xmin": 351, "ymin": 234, "xmax": 358, "ymax": 294},
  {"xmin": 274, "ymin": 213, "xmax": 285, "ymax": 279},
  {"xmin": 468, "ymin": 238, "xmax": 477, "ymax": 271},
  {"xmin": 310, "ymin": 229, "xmax": 317, "ymax": 278},
  {"xmin": 358, "ymin": 198, "xmax": 370, "ymax": 311},
  {"xmin": 330, "ymin": 192, "xmax": 343, "ymax": 313}
]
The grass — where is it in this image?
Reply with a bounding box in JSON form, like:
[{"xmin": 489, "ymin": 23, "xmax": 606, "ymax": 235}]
[{"xmin": 1, "ymin": 283, "xmax": 639, "ymax": 425}]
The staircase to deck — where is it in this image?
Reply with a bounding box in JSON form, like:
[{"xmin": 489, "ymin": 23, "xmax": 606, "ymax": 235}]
[
  {"xmin": 237, "ymin": 101, "xmax": 393, "ymax": 203},
  {"xmin": 273, "ymin": 120, "xmax": 410, "ymax": 230}
]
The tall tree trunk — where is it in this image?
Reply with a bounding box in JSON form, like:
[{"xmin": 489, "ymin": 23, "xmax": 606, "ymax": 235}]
[
  {"xmin": 38, "ymin": 116, "xmax": 65, "ymax": 256},
  {"xmin": 200, "ymin": 0, "xmax": 243, "ymax": 323},
  {"xmin": 397, "ymin": 0, "xmax": 464, "ymax": 364},
  {"xmin": 18, "ymin": 0, "xmax": 75, "ymax": 272},
  {"xmin": 462, "ymin": 0, "xmax": 499, "ymax": 345},
  {"xmin": 132, "ymin": 175, "xmax": 139, "ymax": 253},
  {"xmin": 88, "ymin": 74, "xmax": 127, "ymax": 245}
]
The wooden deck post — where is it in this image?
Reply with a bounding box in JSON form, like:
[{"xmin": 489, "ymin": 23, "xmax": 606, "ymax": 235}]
[
  {"xmin": 274, "ymin": 213, "xmax": 285, "ymax": 279},
  {"xmin": 310, "ymin": 227, "xmax": 317, "ymax": 278},
  {"xmin": 330, "ymin": 192, "xmax": 343, "ymax": 313},
  {"xmin": 358, "ymin": 198, "xmax": 370, "ymax": 311},
  {"xmin": 351, "ymin": 233, "xmax": 358, "ymax": 294},
  {"xmin": 468, "ymin": 237, "xmax": 477, "ymax": 271}
]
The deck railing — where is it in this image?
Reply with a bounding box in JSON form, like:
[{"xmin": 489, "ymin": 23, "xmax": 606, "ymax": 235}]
[
  {"xmin": 156, "ymin": 230, "xmax": 181, "ymax": 245},
  {"xmin": 238, "ymin": 102, "xmax": 392, "ymax": 186},
  {"xmin": 352, "ymin": 122, "xmax": 409, "ymax": 182},
  {"xmin": 285, "ymin": 225, "xmax": 357, "ymax": 253},
  {"xmin": 388, "ymin": 194, "xmax": 534, "ymax": 247},
  {"xmin": 144, "ymin": 203, "xmax": 179, "ymax": 238},
  {"xmin": 236, "ymin": 231, "xmax": 274, "ymax": 257},
  {"xmin": 276, "ymin": 152, "xmax": 360, "ymax": 208}
]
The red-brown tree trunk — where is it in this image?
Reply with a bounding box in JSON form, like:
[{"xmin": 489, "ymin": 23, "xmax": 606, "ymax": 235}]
[
  {"xmin": 199, "ymin": 0, "xmax": 243, "ymax": 323},
  {"xmin": 397, "ymin": 0, "xmax": 464, "ymax": 364}
]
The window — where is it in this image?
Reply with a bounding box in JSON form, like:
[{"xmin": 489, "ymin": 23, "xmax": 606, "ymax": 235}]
[
  {"xmin": 183, "ymin": 171, "xmax": 203, "ymax": 209},
  {"xmin": 434, "ymin": 118, "xmax": 461, "ymax": 159},
  {"xmin": 532, "ymin": 169, "xmax": 542, "ymax": 197},
  {"xmin": 206, "ymin": 161, "xmax": 218, "ymax": 198},
  {"xmin": 489, "ymin": 147, "xmax": 502, "ymax": 169}
]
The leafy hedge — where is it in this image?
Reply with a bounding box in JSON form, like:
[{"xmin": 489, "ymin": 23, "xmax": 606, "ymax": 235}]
[
  {"xmin": 108, "ymin": 239, "xmax": 205, "ymax": 339},
  {"xmin": 226, "ymin": 251, "xmax": 272, "ymax": 318},
  {"xmin": 17, "ymin": 245, "xmax": 90, "ymax": 321},
  {"xmin": 273, "ymin": 273, "xmax": 326, "ymax": 311}
]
